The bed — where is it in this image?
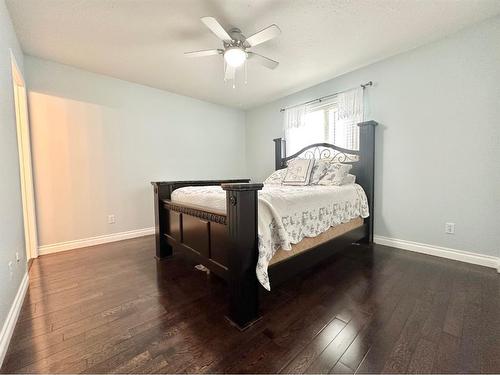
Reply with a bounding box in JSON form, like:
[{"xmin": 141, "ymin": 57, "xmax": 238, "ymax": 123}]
[{"xmin": 151, "ymin": 120, "xmax": 377, "ymax": 329}]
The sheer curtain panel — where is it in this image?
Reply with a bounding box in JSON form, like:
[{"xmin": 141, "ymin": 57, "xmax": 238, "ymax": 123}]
[{"xmin": 283, "ymin": 88, "xmax": 364, "ymax": 155}]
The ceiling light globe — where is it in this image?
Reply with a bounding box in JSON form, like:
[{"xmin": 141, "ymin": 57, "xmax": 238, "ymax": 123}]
[{"xmin": 224, "ymin": 48, "xmax": 247, "ymax": 68}]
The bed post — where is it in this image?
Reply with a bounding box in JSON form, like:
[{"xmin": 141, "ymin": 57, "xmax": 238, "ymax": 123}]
[
  {"xmin": 273, "ymin": 138, "xmax": 286, "ymax": 170},
  {"xmin": 357, "ymin": 120, "xmax": 378, "ymax": 243},
  {"xmin": 151, "ymin": 182, "xmax": 173, "ymax": 259},
  {"xmin": 221, "ymin": 182, "xmax": 264, "ymax": 329}
]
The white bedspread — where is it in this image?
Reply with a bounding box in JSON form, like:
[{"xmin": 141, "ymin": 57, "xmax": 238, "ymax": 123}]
[{"xmin": 171, "ymin": 184, "xmax": 369, "ymax": 290}]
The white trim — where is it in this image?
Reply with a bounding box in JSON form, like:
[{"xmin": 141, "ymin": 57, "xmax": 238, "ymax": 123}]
[
  {"xmin": 374, "ymin": 235, "xmax": 499, "ymax": 271},
  {"xmin": 38, "ymin": 227, "xmax": 155, "ymax": 255},
  {"xmin": 11, "ymin": 50, "xmax": 39, "ymax": 260},
  {"xmin": 9, "ymin": 50, "xmax": 24, "ymax": 86},
  {"xmin": 0, "ymin": 272, "xmax": 29, "ymax": 367}
]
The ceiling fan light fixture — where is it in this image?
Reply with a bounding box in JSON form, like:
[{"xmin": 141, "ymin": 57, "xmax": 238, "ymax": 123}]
[
  {"xmin": 224, "ymin": 47, "xmax": 247, "ymax": 68},
  {"xmin": 185, "ymin": 17, "xmax": 281, "ymax": 86}
]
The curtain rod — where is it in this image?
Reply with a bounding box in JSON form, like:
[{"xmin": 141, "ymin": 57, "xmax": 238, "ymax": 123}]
[{"xmin": 279, "ymin": 81, "xmax": 373, "ymax": 112}]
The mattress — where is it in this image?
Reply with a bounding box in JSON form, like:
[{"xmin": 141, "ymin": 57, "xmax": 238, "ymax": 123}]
[{"xmin": 172, "ymin": 184, "xmax": 369, "ymax": 290}]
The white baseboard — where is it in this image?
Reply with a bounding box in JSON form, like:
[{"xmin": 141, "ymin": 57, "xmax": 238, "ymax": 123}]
[
  {"xmin": 374, "ymin": 235, "xmax": 500, "ymax": 272},
  {"xmin": 38, "ymin": 227, "xmax": 155, "ymax": 255},
  {"xmin": 0, "ymin": 272, "xmax": 29, "ymax": 367}
]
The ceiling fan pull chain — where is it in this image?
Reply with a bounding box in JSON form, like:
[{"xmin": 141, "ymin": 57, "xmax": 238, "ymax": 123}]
[{"xmin": 244, "ymin": 60, "xmax": 248, "ymax": 85}]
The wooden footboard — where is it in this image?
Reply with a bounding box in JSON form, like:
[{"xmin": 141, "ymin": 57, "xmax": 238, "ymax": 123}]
[
  {"xmin": 151, "ymin": 179, "xmax": 263, "ymax": 329},
  {"xmin": 161, "ymin": 199, "xmax": 230, "ymax": 277}
]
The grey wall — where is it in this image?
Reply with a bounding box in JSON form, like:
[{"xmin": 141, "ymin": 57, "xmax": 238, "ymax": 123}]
[
  {"xmin": 246, "ymin": 16, "xmax": 500, "ymax": 258},
  {"xmin": 0, "ymin": 0, "xmax": 27, "ymax": 335},
  {"xmin": 25, "ymin": 56, "xmax": 247, "ymax": 247}
]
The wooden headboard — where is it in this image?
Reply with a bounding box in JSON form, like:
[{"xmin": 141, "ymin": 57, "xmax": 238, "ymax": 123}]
[{"xmin": 273, "ymin": 120, "xmax": 378, "ymax": 241}]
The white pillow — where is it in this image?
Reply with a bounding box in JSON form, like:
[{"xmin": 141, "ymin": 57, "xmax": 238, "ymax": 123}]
[
  {"xmin": 341, "ymin": 173, "xmax": 356, "ymax": 185},
  {"xmin": 264, "ymin": 168, "xmax": 287, "ymax": 185},
  {"xmin": 309, "ymin": 159, "xmax": 331, "ymax": 185},
  {"xmin": 317, "ymin": 163, "xmax": 352, "ymax": 186},
  {"xmin": 283, "ymin": 159, "xmax": 314, "ymax": 186}
]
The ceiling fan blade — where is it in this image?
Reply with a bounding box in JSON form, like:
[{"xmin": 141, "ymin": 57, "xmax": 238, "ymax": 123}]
[
  {"xmin": 184, "ymin": 49, "xmax": 222, "ymax": 57},
  {"xmin": 201, "ymin": 17, "xmax": 232, "ymax": 42},
  {"xmin": 224, "ymin": 64, "xmax": 235, "ymax": 81},
  {"xmin": 246, "ymin": 24, "xmax": 281, "ymax": 47},
  {"xmin": 247, "ymin": 52, "xmax": 279, "ymax": 70}
]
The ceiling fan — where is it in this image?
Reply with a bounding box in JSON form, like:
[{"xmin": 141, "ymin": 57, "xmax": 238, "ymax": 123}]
[{"xmin": 185, "ymin": 17, "xmax": 281, "ymax": 87}]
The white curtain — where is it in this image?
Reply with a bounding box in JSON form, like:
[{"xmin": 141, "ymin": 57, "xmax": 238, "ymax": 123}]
[
  {"xmin": 283, "ymin": 104, "xmax": 307, "ymax": 155},
  {"xmin": 284, "ymin": 104, "xmax": 306, "ymax": 130},
  {"xmin": 336, "ymin": 87, "xmax": 364, "ymax": 150},
  {"xmin": 283, "ymin": 87, "xmax": 364, "ymax": 154}
]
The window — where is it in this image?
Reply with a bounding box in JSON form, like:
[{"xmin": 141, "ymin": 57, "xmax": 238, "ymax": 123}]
[{"xmin": 284, "ymin": 88, "xmax": 363, "ymax": 155}]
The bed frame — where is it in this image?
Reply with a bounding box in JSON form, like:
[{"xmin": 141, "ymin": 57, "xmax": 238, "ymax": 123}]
[{"xmin": 151, "ymin": 120, "xmax": 377, "ymax": 329}]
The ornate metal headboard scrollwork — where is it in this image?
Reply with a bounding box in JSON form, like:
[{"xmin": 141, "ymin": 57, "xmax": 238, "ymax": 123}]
[
  {"xmin": 273, "ymin": 120, "xmax": 378, "ymax": 242},
  {"xmin": 279, "ymin": 143, "xmax": 359, "ymax": 168}
]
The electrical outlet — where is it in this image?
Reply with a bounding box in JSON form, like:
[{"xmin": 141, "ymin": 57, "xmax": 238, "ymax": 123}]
[
  {"xmin": 445, "ymin": 222, "xmax": 455, "ymax": 234},
  {"xmin": 107, "ymin": 215, "xmax": 116, "ymax": 224}
]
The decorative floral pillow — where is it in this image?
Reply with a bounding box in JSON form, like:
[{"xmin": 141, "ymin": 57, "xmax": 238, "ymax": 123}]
[
  {"xmin": 263, "ymin": 168, "xmax": 287, "ymax": 185},
  {"xmin": 309, "ymin": 159, "xmax": 332, "ymax": 185},
  {"xmin": 283, "ymin": 159, "xmax": 315, "ymax": 186},
  {"xmin": 317, "ymin": 163, "xmax": 353, "ymax": 186}
]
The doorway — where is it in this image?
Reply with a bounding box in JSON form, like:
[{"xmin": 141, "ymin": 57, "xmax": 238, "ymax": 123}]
[{"xmin": 11, "ymin": 50, "xmax": 38, "ymax": 261}]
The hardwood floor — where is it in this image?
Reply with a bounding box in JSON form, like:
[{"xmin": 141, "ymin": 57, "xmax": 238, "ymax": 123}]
[{"xmin": 1, "ymin": 236, "xmax": 499, "ymax": 374}]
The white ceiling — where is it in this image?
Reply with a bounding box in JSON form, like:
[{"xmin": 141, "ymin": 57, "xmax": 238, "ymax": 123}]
[{"xmin": 6, "ymin": 0, "xmax": 500, "ymax": 109}]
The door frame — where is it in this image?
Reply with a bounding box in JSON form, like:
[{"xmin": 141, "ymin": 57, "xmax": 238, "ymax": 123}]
[{"xmin": 10, "ymin": 50, "xmax": 38, "ymax": 260}]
